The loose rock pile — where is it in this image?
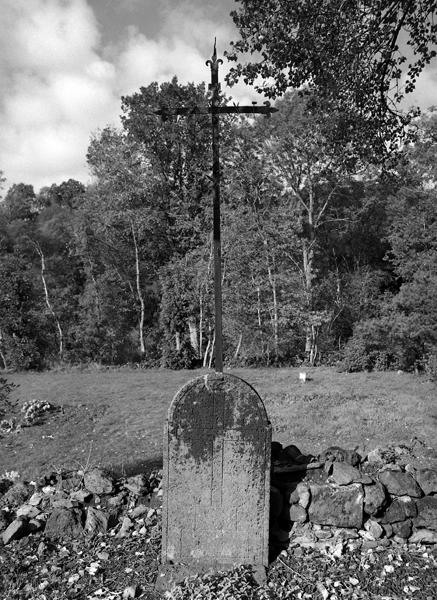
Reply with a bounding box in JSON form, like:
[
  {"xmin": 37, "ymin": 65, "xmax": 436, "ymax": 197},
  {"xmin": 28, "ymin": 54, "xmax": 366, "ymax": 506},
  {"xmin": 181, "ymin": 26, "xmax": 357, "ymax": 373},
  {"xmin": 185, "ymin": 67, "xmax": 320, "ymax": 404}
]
[
  {"xmin": 270, "ymin": 441, "xmax": 437, "ymax": 555},
  {"xmin": 0, "ymin": 468, "xmax": 162, "ymax": 547}
]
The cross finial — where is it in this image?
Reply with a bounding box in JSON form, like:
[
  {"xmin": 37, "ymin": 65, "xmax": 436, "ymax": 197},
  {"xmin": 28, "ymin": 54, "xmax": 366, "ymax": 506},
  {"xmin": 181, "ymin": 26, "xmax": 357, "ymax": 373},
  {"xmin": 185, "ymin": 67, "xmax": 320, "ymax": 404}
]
[{"xmin": 206, "ymin": 37, "xmax": 223, "ymax": 84}]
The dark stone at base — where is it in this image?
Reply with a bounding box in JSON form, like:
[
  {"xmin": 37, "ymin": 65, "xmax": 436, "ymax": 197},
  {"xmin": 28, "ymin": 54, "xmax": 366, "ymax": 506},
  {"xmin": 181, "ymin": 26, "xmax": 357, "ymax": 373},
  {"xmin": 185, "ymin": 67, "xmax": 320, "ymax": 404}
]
[
  {"xmin": 381, "ymin": 497, "xmax": 417, "ymax": 523},
  {"xmin": 415, "ymin": 469, "xmax": 437, "ymax": 495},
  {"xmin": 391, "ymin": 519, "xmax": 412, "ymax": 539},
  {"xmin": 271, "ymin": 442, "xmax": 283, "ymax": 460},
  {"xmin": 309, "ymin": 483, "xmax": 364, "ymax": 529},
  {"xmin": 378, "ymin": 470, "xmax": 422, "ymax": 498},
  {"xmin": 270, "ymin": 486, "xmax": 283, "ymax": 518},
  {"xmin": 44, "ymin": 508, "xmax": 84, "ymax": 540},
  {"xmin": 414, "ymin": 496, "xmax": 437, "ymax": 530},
  {"xmin": 155, "ymin": 561, "xmax": 267, "ymax": 592}
]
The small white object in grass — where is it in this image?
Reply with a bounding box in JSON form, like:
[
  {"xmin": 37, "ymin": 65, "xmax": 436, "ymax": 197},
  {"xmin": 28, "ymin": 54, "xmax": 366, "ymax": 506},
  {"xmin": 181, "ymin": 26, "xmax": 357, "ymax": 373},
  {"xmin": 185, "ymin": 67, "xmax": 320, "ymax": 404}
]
[
  {"xmin": 299, "ymin": 372, "xmax": 307, "ymax": 382},
  {"xmin": 384, "ymin": 564, "xmax": 395, "ymax": 573},
  {"xmin": 349, "ymin": 577, "xmax": 359, "ymax": 585},
  {"xmin": 123, "ymin": 586, "xmax": 138, "ymax": 599},
  {"xmin": 316, "ymin": 582, "xmax": 329, "ymax": 600},
  {"xmin": 86, "ymin": 561, "xmax": 100, "ymax": 575},
  {"xmin": 1, "ymin": 470, "xmax": 20, "ymax": 481}
]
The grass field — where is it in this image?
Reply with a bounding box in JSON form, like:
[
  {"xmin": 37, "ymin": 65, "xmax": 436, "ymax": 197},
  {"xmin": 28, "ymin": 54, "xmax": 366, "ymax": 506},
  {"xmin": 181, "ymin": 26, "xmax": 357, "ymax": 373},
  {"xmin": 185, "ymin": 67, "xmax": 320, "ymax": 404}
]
[{"xmin": 1, "ymin": 366, "xmax": 436, "ymax": 480}]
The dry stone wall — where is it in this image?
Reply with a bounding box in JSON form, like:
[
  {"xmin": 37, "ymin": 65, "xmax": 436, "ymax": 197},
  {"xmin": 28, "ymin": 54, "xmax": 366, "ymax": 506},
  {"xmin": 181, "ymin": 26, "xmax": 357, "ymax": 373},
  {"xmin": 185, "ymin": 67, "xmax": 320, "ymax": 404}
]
[
  {"xmin": 270, "ymin": 441, "xmax": 437, "ymax": 554},
  {"xmin": 1, "ymin": 441, "xmax": 436, "ymax": 559}
]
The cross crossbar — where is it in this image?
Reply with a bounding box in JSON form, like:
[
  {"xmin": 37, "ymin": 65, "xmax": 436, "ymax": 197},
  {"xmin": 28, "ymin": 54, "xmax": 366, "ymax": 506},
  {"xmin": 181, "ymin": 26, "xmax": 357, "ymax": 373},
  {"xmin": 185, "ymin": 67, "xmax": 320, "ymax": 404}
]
[{"xmin": 150, "ymin": 105, "xmax": 278, "ymax": 117}]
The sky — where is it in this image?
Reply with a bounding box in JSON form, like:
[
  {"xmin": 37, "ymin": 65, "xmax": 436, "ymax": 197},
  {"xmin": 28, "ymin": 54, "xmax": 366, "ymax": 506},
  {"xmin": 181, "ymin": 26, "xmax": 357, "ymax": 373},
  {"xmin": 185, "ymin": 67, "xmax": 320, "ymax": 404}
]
[{"xmin": 1, "ymin": 0, "xmax": 437, "ymax": 194}]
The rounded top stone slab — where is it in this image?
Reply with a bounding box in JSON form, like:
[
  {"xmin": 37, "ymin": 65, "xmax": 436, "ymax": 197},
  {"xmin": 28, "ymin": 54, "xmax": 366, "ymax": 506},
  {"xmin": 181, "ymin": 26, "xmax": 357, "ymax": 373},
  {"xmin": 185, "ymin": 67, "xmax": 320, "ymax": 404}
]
[{"xmin": 167, "ymin": 372, "xmax": 270, "ymax": 434}]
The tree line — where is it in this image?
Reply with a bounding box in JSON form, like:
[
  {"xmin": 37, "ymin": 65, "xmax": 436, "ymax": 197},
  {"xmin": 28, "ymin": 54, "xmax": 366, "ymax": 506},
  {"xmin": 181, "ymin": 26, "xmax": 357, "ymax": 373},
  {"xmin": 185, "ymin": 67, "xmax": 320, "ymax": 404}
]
[{"xmin": 0, "ymin": 79, "xmax": 436, "ymax": 373}]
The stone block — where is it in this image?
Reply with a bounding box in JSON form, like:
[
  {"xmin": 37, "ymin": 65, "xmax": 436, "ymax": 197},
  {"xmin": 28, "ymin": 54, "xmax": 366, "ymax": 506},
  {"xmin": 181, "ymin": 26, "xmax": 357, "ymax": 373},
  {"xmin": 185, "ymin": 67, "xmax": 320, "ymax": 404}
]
[
  {"xmin": 364, "ymin": 481, "xmax": 387, "ymax": 516},
  {"xmin": 378, "ymin": 470, "xmax": 422, "ymax": 497},
  {"xmin": 83, "ymin": 468, "xmax": 113, "ymax": 495},
  {"xmin": 70, "ymin": 489, "xmax": 93, "ymax": 504},
  {"xmin": 16, "ymin": 504, "xmax": 40, "ymax": 519},
  {"xmin": 297, "ymin": 483, "xmax": 311, "ymax": 508},
  {"xmin": 44, "ymin": 508, "xmax": 84, "ymax": 540},
  {"xmin": 0, "ymin": 483, "xmax": 32, "ymax": 507},
  {"xmin": 413, "ymin": 496, "xmax": 437, "ymax": 530},
  {"xmin": 381, "ymin": 496, "xmax": 417, "ymax": 523},
  {"xmin": 391, "ymin": 519, "xmax": 412, "ymax": 539},
  {"xmin": 308, "ymin": 483, "xmax": 364, "ymax": 529},
  {"xmin": 288, "ymin": 504, "xmax": 307, "ymax": 523},
  {"xmin": 364, "ymin": 519, "xmax": 383, "ymax": 540},
  {"xmin": 124, "ymin": 474, "xmax": 148, "ymax": 495},
  {"xmin": 409, "ymin": 529, "xmax": 437, "ymax": 544},
  {"xmin": 84, "ymin": 507, "xmax": 108, "ymax": 536},
  {"xmin": 414, "ymin": 469, "xmax": 437, "ymax": 495},
  {"xmin": 331, "ymin": 462, "xmax": 371, "ymax": 486},
  {"xmin": 2, "ymin": 518, "xmax": 28, "ymax": 545},
  {"xmin": 0, "ymin": 511, "xmax": 9, "ymax": 532}
]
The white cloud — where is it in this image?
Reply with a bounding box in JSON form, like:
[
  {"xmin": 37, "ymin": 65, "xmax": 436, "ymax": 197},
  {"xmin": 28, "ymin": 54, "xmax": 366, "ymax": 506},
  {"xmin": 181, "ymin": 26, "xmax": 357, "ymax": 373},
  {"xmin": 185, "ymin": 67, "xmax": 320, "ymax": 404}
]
[
  {"xmin": 0, "ymin": 0, "xmax": 274, "ymax": 192},
  {"xmin": 114, "ymin": 28, "xmax": 206, "ymax": 95},
  {"xmin": 0, "ymin": 0, "xmax": 120, "ymax": 191},
  {"xmin": 401, "ymin": 65, "xmax": 437, "ymax": 112}
]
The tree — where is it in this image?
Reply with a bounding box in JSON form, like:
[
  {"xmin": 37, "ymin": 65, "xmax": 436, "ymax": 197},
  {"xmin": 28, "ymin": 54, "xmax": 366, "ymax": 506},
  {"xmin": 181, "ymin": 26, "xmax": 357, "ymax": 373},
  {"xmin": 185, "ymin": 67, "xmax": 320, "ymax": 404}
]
[
  {"xmin": 2, "ymin": 184, "xmax": 36, "ymax": 221},
  {"xmin": 245, "ymin": 93, "xmax": 364, "ymax": 363},
  {"xmin": 121, "ymin": 78, "xmax": 214, "ymax": 256},
  {"xmin": 226, "ymin": 0, "xmax": 437, "ymax": 159},
  {"xmin": 37, "ymin": 179, "xmax": 85, "ymax": 210},
  {"xmin": 86, "ymin": 126, "xmax": 169, "ymax": 361},
  {"xmin": 0, "ymin": 170, "xmax": 5, "ymax": 201},
  {"xmin": 0, "ymin": 254, "xmax": 45, "ymax": 369}
]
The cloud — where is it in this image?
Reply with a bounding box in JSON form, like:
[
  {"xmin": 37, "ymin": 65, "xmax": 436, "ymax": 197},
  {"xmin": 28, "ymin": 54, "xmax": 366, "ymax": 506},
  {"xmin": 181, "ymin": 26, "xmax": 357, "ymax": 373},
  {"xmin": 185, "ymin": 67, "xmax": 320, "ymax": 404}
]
[
  {"xmin": 114, "ymin": 28, "xmax": 206, "ymax": 95},
  {"xmin": 0, "ymin": 0, "xmax": 120, "ymax": 191},
  {"xmin": 0, "ymin": 0, "xmax": 266, "ymax": 193},
  {"xmin": 401, "ymin": 65, "xmax": 437, "ymax": 112}
]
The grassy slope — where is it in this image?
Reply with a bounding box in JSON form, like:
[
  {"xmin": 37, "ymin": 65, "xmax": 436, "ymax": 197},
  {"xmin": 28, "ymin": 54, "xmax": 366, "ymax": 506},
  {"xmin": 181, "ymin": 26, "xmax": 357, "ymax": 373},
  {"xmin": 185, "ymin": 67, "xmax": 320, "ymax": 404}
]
[{"xmin": 1, "ymin": 366, "xmax": 436, "ymax": 480}]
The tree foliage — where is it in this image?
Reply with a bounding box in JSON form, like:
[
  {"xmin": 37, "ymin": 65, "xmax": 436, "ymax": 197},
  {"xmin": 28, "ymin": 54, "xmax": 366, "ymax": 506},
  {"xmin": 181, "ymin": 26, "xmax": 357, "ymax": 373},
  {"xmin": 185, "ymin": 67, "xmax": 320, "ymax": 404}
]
[
  {"xmin": 226, "ymin": 0, "xmax": 437, "ymax": 159},
  {"xmin": 0, "ymin": 80, "xmax": 435, "ymax": 372}
]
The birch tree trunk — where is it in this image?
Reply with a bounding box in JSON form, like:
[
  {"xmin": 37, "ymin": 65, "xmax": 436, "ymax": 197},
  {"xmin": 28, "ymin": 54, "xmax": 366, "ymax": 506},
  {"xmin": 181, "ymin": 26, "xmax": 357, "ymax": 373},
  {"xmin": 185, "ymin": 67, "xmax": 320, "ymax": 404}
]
[
  {"xmin": 175, "ymin": 332, "xmax": 181, "ymax": 352},
  {"xmin": 203, "ymin": 336, "xmax": 211, "ymax": 367},
  {"xmin": 188, "ymin": 319, "xmax": 199, "ymax": 355},
  {"xmin": 131, "ymin": 221, "xmax": 145, "ymax": 356},
  {"xmin": 302, "ymin": 185, "xmax": 317, "ymax": 365},
  {"xmin": 263, "ymin": 239, "xmax": 279, "ymax": 361},
  {"xmin": 199, "ymin": 295, "xmax": 203, "ymax": 360},
  {"xmin": 234, "ymin": 332, "xmax": 243, "ymax": 361},
  {"xmin": 208, "ymin": 332, "xmax": 216, "ymax": 369},
  {"xmin": 33, "ymin": 241, "xmax": 64, "ymax": 361},
  {"xmin": 0, "ymin": 329, "xmax": 7, "ymax": 370}
]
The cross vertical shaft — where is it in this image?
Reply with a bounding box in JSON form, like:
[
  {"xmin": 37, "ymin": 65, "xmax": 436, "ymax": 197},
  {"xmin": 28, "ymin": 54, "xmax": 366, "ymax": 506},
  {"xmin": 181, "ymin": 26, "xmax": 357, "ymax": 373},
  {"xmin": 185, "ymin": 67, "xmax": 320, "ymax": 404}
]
[{"xmin": 208, "ymin": 42, "xmax": 224, "ymax": 373}]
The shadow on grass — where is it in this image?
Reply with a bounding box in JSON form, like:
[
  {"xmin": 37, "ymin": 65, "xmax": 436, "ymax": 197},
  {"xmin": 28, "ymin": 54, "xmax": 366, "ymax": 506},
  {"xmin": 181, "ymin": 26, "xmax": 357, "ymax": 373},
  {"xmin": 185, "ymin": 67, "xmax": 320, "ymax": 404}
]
[{"xmin": 108, "ymin": 455, "xmax": 163, "ymax": 478}]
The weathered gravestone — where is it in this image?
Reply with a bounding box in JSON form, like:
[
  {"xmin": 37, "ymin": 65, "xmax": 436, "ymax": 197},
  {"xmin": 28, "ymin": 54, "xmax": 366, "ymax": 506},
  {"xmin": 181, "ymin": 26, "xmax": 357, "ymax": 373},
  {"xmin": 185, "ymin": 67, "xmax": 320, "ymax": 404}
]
[{"xmin": 156, "ymin": 372, "xmax": 271, "ymax": 590}]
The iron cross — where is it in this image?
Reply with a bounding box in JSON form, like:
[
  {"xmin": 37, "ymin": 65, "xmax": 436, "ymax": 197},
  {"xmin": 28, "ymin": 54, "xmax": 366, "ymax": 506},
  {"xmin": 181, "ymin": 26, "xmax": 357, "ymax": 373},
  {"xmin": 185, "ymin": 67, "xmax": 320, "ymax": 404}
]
[{"xmin": 152, "ymin": 42, "xmax": 277, "ymax": 373}]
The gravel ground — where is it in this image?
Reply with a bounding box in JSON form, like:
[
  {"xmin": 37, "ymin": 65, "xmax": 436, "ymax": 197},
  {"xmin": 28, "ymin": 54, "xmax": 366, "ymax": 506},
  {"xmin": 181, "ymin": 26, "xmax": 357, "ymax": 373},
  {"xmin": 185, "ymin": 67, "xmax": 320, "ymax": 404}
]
[{"xmin": 1, "ymin": 517, "xmax": 436, "ymax": 600}]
